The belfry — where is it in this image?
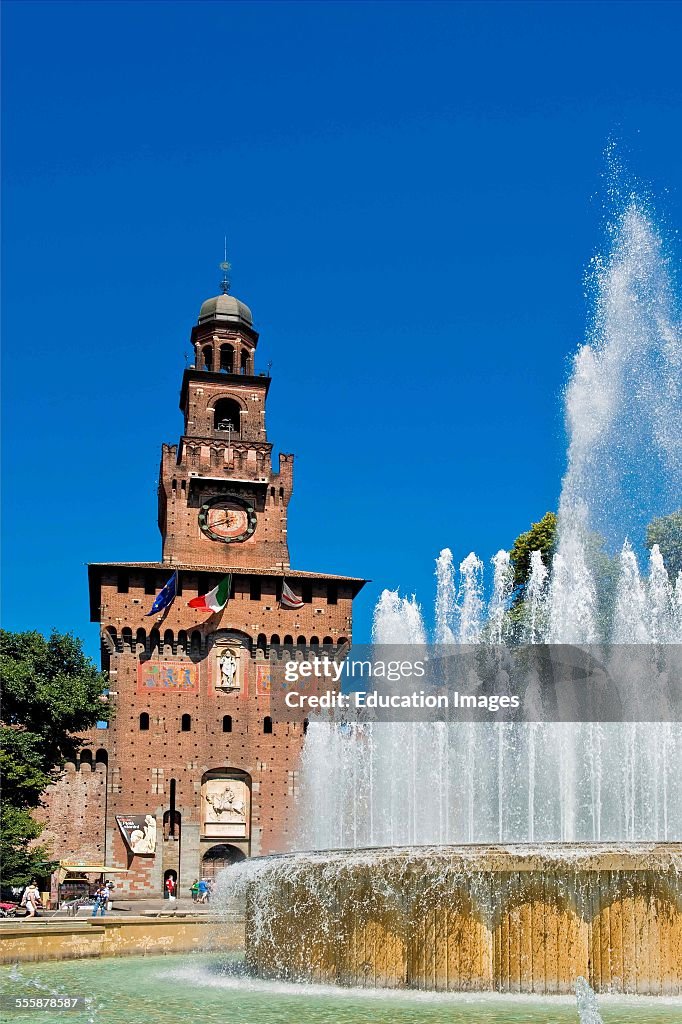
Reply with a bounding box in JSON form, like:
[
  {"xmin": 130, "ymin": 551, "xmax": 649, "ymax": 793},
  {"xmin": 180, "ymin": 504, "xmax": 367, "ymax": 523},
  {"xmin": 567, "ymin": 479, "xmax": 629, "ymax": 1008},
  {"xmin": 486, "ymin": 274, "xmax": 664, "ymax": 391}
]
[{"xmin": 41, "ymin": 276, "xmax": 365, "ymax": 899}]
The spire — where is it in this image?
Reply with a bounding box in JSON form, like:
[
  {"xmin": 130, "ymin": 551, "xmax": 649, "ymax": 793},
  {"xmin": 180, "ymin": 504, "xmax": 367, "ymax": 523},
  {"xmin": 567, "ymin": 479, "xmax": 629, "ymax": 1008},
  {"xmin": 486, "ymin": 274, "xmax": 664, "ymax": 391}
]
[{"xmin": 219, "ymin": 236, "xmax": 231, "ymax": 295}]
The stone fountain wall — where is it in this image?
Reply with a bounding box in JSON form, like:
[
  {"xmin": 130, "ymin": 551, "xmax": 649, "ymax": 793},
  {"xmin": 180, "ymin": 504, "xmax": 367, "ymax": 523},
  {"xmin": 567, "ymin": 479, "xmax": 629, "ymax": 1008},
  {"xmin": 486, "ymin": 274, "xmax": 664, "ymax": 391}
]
[{"xmin": 243, "ymin": 844, "xmax": 682, "ymax": 995}]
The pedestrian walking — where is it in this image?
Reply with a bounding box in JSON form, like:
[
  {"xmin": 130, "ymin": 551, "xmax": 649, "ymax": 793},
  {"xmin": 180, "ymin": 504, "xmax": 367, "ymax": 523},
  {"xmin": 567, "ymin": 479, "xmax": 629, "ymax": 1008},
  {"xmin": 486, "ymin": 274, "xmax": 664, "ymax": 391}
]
[
  {"xmin": 190, "ymin": 879, "xmax": 199, "ymax": 902},
  {"xmin": 165, "ymin": 876, "xmax": 176, "ymax": 901},
  {"xmin": 197, "ymin": 878, "xmax": 208, "ymax": 904}
]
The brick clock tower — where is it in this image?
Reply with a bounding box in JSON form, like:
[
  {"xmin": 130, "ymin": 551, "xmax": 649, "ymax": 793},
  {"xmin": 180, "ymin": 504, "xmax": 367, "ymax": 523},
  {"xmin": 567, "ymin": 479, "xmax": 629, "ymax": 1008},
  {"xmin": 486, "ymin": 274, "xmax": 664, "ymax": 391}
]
[{"xmin": 42, "ymin": 280, "xmax": 365, "ymax": 900}]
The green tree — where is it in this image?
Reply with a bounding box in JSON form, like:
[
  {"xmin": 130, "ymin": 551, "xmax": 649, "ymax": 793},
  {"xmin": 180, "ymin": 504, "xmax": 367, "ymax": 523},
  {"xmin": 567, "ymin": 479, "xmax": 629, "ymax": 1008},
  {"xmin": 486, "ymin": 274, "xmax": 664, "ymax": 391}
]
[
  {"xmin": 509, "ymin": 512, "xmax": 558, "ymax": 601},
  {"xmin": 646, "ymin": 510, "xmax": 682, "ymax": 579},
  {"xmin": 0, "ymin": 629, "xmax": 108, "ymax": 887}
]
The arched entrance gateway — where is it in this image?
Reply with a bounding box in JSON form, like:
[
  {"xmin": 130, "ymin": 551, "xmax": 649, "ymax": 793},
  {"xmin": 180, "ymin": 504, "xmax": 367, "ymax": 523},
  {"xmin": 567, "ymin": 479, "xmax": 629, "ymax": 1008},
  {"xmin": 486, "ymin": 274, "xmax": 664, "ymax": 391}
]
[
  {"xmin": 163, "ymin": 868, "xmax": 177, "ymax": 899},
  {"xmin": 201, "ymin": 844, "xmax": 246, "ymax": 880}
]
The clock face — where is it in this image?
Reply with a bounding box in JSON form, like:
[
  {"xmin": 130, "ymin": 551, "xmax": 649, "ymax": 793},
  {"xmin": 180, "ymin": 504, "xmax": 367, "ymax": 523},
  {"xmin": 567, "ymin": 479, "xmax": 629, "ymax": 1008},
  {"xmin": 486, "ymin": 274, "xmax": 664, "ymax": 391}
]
[{"xmin": 198, "ymin": 496, "xmax": 257, "ymax": 543}]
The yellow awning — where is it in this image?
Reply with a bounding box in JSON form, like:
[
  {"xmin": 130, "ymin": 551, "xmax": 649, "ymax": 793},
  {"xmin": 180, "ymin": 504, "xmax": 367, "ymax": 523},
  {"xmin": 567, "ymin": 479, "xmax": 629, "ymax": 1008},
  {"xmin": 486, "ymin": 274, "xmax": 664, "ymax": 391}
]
[{"xmin": 57, "ymin": 863, "xmax": 130, "ymax": 883}]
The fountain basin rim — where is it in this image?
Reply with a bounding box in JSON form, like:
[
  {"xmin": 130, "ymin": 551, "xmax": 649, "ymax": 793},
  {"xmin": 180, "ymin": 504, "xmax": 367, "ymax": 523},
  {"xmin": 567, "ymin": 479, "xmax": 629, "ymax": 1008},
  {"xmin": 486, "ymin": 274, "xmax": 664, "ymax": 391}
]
[{"xmin": 238, "ymin": 841, "xmax": 682, "ymax": 874}]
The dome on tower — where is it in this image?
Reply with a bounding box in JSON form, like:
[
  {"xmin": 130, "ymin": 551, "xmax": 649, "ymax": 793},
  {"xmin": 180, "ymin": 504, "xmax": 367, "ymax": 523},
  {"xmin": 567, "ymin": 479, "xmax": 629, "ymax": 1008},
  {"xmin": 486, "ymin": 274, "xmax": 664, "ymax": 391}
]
[{"xmin": 198, "ymin": 292, "xmax": 253, "ymax": 327}]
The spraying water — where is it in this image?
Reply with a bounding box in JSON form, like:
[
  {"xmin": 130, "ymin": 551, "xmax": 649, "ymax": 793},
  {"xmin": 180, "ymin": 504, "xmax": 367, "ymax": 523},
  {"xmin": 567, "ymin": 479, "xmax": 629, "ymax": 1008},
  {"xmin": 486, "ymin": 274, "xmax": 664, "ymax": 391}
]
[
  {"xmin": 575, "ymin": 977, "xmax": 604, "ymax": 1024},
  {"xmin": 296, "ymin": 196, "xmax": 682, "ymax": 849}
]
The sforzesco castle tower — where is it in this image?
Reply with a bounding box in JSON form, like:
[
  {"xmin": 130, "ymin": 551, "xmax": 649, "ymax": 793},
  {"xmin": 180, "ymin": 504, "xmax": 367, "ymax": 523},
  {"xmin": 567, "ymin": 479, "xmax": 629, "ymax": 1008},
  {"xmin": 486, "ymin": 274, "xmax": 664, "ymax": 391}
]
[{"xmin": 41, "ymin": 275, "xmax": 366, "ymax": 898}]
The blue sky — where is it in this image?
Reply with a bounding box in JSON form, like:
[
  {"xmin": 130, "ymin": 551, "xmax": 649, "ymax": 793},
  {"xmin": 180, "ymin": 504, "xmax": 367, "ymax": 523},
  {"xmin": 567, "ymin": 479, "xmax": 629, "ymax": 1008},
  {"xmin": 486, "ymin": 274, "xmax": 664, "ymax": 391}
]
[{"xmin": 2, "ymin": 1, "xmax": 681, "ymax": 656}]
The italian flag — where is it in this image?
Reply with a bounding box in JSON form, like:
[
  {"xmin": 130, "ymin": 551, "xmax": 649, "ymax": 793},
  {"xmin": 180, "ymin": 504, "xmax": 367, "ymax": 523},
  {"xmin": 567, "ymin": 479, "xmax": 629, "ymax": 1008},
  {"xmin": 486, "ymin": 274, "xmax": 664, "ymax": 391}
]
[{"xmin": 188, "ymin": 574, "xmax": 232, "ymax": 613}]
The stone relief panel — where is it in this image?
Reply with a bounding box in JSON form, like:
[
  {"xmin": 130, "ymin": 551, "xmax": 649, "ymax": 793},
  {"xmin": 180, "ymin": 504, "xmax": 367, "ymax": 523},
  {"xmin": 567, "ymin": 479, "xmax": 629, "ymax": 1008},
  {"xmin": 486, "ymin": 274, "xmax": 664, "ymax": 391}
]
[{"xmin": 201, "ymin": 775, "xmax": 250, "ymax": 839}]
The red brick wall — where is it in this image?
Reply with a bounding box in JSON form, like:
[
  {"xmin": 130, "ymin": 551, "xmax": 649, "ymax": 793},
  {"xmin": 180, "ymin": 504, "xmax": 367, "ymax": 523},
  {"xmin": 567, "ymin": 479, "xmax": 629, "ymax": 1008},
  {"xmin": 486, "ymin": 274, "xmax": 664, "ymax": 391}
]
[{"xmin": 37, "ymin": 761, "xmax": 106, "ymax": 863}]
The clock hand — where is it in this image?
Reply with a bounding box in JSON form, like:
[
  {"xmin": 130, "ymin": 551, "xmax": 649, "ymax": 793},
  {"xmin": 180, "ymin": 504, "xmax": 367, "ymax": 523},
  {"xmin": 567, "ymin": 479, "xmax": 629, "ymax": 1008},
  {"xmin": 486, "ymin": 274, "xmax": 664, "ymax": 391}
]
[{"xmin": 209, "ymin": 514, "xmax": 234, "ymax": 527}]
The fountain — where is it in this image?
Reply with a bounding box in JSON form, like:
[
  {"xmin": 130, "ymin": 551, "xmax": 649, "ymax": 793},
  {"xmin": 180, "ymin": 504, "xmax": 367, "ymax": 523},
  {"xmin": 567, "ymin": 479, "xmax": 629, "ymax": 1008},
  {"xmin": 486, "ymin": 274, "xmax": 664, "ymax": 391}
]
[{"xmin": 220, "ymin": 196, "xmax": 682, "ymax": 995}]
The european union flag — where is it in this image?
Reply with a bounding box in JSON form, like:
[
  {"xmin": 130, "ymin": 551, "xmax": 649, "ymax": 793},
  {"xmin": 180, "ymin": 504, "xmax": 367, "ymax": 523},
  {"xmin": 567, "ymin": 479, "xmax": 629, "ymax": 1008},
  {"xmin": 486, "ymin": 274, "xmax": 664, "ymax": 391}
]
[{"xmin": 146, "ymin": 571, "xmax": 178, "ymax": 617}]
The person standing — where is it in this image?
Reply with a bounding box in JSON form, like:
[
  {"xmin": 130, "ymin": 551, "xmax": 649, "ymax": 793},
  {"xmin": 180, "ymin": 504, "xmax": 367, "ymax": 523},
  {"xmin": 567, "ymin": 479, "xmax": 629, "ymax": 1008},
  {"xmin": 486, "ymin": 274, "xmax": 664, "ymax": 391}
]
[
  {"xmin": 190, "ymin": 879, "xmax": 199, "ymax": 902},
  {"xmin": 104, "ymin": 880, "xmax": 115, "ymax": 912},
  {"xmin": 197, "ymin": 878, "xmax": 208, "ymax": 904},
  {"xmin": 21, "ymin": 882, "xmax": 41, "ymax": 919},
  {"xmin": 165, "ymin": 876, "xmax": 176, "ymax": 902},
  {"xmin": 91, "ymin": 885, "xmax": 107, "ymax": 917}
]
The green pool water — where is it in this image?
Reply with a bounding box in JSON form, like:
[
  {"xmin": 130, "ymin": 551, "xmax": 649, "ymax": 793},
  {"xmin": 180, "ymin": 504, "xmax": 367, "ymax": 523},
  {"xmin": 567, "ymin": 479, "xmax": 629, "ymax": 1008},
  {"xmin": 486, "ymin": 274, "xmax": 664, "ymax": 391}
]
[{"xmin": 1, "ymin": 955, "xmax": 680, "ymax": 1024}]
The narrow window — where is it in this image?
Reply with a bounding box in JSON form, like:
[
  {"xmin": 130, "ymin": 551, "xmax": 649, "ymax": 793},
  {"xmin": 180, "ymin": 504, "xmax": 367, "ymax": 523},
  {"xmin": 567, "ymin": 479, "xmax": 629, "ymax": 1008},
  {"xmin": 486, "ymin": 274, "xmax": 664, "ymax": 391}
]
[
  {"xmin": 145, "ymin": 576, "xmax": 156, "ymax": 595},
  {"xmin": 327, "ymin": 584, "xmax": 338, "ymax": 605},
  {"xmin": 223, "ymin": 715, "xmax": 232, "ymax": 733},
  {"xmin": 263, "ymin": 716, "xmax": 273, "ymax": 735},
  {"xmin": 250, "ymin": 577, "xmax": 261, "ymax": 601},
  {"xmin": 139, "ymin": 712, "xmax": 150, "ymax": 731},
  {"xmin": 303, "ymin": 719, "xmax": 309, "ymax": 735},
  {"xmin": 181, "ymin": 714, "xmax": 191, "ymax": 732},
  {"xmin": 169, "ymin": 779, "xmax": 177, "ymax": 837},
  {"xmin": 118, "ymin": 572, "xmax": 129, "ymax": 594},
  {"xmin": 302, "ymin": 582, "xmax": 313, "ymax": 604},
  {"xmin": 202, "ymin": 345, "xmax": 213, "ymax": 371}
]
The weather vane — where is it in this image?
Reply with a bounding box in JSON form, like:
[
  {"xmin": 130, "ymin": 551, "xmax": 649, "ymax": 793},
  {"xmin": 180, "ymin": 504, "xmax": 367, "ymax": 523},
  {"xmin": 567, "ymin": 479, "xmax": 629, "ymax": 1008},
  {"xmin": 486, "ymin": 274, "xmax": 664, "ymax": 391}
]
[{"xmin": 220, "ymin": 236, "xmax": 231, "ymax": 294}]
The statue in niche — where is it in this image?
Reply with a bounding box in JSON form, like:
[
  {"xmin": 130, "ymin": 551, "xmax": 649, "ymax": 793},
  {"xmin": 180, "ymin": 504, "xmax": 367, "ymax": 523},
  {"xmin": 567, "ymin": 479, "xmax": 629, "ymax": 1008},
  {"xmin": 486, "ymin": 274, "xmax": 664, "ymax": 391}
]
[{"xmin": 218, "ymin": 650, "xmax": 238, "ymax": 689}]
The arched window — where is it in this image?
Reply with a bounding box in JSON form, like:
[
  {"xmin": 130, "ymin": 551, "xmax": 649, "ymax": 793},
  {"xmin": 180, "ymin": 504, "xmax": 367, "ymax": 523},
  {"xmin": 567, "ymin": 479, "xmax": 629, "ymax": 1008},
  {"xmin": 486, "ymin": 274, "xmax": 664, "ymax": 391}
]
[
  {"xmin": 139, "ymin": 712, "xmax": 150, "ymax": 731},
  {"xmin": 181, "ymin": 714, "xmax": 192, "ymax": 732},
  {"xmin": 256, "ymin": 633, "xmax": 267, "ymax": 654},
  {"xmin": 219, "ymin": 344, "xmax": 234, "ymax": 373},
  {"xmin": 213, "ymin": 398, "xmax": 241, "ymax": 434},
  {"xmin": 79, "ymin": 749, "xmax": 93, "ymax": 771},
  {"xmin": 95, "ymin": 748, "xmax": 108, "ymax": 767},
  {"xmin": 323, "ymin": 636, "xmax": 333, "ymax": 647},
  {"xmin": 163, "ymin": 810, "xmax": 181, "ymax": 841},
  {"xmin": 297, "ymin": 635, "xmax": 306, "ymax": 646},
  {"xmin": 240, "ymin": 349, "xmax": 249, "ymax": 374},
  {"xmin": 270, "ymin": 634, "xmax": 280, "ymax": 646},
  {"xmin": 177, "ymin": 630, "xmax": 188, "ymax": 654},
  {"xmin": 283, "ymin": 635, "xmax": 293, "ymax": 646},
  {"xmin": 163, "ymin": 629, "xmax": 174, "ymax": 654},
  {"xmin": 190, "ymin": 631, "xmax": 202, "ymax": 656},
  {"xmin": 223, "ymin": 714, "xmax": 232, "ymax": 733},
  {"xmin": 310, "ymin": 636, "xmax": 320, "ymax": 649},
  {"xmin": 122, "ymin": 627, "xmax": 133, "ymax": 650},
  {"xmin": 263, "ymin": 716, "xmax": 273, "ymax": 734},
  {"xmin": 136, "ymin": 628, "xmax": 147, "ymax": 653},
  {"xmin": 150, "ymin": 629, "xmax": 160, "ymax": 655},
  {"xmin": 337, "ymin": 637, "xmax": 349, "ymax": 648},
  {"xmin": 202, "ymin": 345, "xmax": 213, "ymax": 371}
]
